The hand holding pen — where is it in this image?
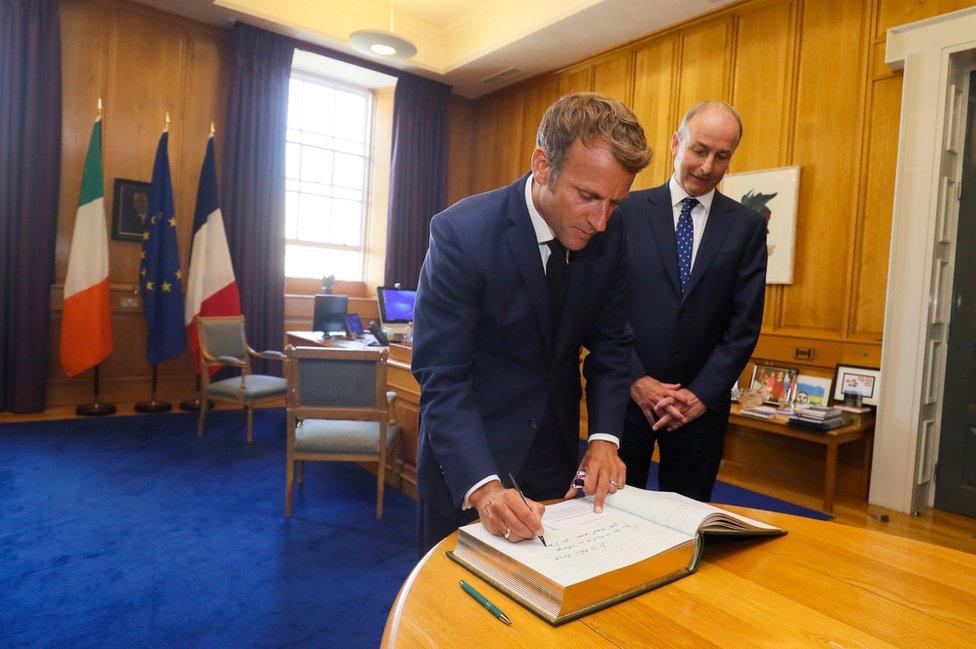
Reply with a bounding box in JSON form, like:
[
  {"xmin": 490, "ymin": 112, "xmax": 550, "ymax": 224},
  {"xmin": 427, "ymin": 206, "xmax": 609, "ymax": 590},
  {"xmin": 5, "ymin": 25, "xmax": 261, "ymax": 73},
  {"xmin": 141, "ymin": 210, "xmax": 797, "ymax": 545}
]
[{"xmin": 471, "ymin": 479, "xmax": 545, "ymax": 544}]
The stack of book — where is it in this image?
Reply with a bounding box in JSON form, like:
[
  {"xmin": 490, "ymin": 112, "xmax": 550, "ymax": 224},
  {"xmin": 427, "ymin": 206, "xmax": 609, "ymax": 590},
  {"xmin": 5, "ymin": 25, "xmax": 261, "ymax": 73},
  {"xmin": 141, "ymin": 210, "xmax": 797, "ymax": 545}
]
[{"xmin": 789, "ymin": 405, "xmax": 845, "ymax": 430}]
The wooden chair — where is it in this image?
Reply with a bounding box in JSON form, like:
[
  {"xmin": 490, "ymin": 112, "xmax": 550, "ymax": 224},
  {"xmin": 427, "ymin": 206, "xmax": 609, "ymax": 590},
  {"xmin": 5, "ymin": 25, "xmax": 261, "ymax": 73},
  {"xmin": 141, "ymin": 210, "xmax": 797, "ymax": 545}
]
[
  {"xmin": 284, "ymin": 345, "xmax": 397, "ymax": 519},
  {"xmin": 197, "ymin": 315, "xmax": 287, "ymax": 444}
]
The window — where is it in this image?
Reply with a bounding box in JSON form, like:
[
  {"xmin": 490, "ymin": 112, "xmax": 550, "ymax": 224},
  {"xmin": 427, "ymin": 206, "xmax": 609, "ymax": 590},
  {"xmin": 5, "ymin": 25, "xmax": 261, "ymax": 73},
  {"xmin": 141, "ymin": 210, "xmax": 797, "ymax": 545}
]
[{"xmin": 285, "ymin": 73, "xmax": 372, "ymax": 280}]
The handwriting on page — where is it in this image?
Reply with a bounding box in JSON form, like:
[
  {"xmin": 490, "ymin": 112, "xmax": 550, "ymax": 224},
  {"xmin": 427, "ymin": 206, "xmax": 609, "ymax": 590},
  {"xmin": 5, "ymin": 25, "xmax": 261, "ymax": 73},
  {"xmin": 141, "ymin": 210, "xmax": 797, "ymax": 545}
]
[{"xmin": 548, "ymin": 521, "xmax": 641, "ymax": 561}]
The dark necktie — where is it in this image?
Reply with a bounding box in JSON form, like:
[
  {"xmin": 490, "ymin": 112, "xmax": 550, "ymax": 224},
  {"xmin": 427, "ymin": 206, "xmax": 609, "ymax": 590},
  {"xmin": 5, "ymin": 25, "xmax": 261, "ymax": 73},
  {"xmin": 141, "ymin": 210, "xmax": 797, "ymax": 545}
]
[
  {"xmin": 676, "ymin": 196, "xmax": 698, "ymax": 295},
  {"xmin": 545, "ymin": 239, "xmax": 569, "ymax": 338}
]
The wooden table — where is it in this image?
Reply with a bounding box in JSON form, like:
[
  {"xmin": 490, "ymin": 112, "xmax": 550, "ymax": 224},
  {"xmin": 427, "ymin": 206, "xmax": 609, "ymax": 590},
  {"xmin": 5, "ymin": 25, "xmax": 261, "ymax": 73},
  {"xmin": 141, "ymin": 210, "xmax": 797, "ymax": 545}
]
[
  {"xmin": 382, "ymin": 506, "xmax": 976, "ymax": 647},
  {"xmin": 728, "ymin": 405, "xmax": 874, "ymax": 514}
]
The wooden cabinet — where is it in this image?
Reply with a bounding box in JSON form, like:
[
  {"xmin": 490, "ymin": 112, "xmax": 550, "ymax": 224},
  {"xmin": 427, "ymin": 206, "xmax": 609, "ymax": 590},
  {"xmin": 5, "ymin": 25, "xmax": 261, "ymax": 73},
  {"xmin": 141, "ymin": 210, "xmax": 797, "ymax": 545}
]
[{"xmin": 386, "ymin": 344, "xmax": 419, "ymax": 497}]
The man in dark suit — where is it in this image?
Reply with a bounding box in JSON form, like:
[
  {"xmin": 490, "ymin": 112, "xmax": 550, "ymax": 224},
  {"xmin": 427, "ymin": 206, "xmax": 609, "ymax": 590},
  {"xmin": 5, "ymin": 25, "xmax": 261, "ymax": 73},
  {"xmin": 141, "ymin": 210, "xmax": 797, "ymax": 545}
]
[
  {"xmin": 619, "ymin": 100, "xmax": 767, "ymax": 500},
  {"xmin": 412, "ymin": 93, "xmax": 651, "ymax": 555}
]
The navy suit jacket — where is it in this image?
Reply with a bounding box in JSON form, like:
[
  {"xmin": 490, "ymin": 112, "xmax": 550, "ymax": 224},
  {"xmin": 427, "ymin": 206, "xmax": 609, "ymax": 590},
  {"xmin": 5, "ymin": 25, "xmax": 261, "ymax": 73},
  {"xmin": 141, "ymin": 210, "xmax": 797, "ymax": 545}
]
[
  {"xmin": 620, "ymin": 181, "xmax": 767, "ymax": 428},
  {"xmin": 411, "ymin": 174, "xmax": 633, "ymax": 509}
]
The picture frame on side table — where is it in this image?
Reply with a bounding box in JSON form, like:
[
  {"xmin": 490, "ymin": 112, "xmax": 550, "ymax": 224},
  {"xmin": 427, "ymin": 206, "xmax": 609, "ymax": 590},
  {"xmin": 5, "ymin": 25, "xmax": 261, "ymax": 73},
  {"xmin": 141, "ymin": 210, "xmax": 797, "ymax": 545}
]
[
  {"xmin": 721, "ymin": 165, "xmax": 800, "ymax": 284},
  {"xmin": 750, "ymin": 364, "xmax": 798, "ymax": 405},
  {"xmin": 833, "ymin": 364, "xmax": 882, "ymax": 407},
  {"xmin": 793, "ymin": 374, "xmax": 833, "ymax": 408}
]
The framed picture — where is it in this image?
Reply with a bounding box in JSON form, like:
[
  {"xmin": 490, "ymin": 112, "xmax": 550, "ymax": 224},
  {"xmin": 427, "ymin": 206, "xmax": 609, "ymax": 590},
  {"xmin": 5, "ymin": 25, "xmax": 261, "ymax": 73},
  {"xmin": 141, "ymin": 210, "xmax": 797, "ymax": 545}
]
[
  {"xmin": 793, "ymin": 374, "xmax": 833, "ymax": 408},
  {"xmin": 833, "ymin": 364, "xmax": 882, "ymax": 406},
  {"xmin": 112, "ymin": 178, "xmax": 151, "ymax": 242},
  {"xmin": 750, "ymin": 363, "xmax": 798, "ymax": 404},
  {"xmin": 721, "ymin": 165, "xmax": 800, "ymax": 284}
]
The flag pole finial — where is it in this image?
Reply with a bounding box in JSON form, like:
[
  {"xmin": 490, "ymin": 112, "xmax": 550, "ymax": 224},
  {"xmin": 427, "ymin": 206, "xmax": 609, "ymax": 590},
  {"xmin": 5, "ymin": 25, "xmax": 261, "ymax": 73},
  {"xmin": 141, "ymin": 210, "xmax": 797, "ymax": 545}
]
[
  {"xmin": 165, "ymin": 111, "xmax": 170, "ymax": 132},
  {"xmin": 210, "ymin": 121, "xmax": 215, "ymax": 136},
  {"xmin": 97, "ymin": 97, "xmax": 102, "ymax": 116}
]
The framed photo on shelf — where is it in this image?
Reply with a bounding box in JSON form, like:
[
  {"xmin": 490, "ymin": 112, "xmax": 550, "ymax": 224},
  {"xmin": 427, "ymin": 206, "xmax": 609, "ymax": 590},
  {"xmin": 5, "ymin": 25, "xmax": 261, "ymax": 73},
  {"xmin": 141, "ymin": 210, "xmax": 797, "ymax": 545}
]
[
  {"xmin": 112, "ymin": 178, "xmax": 150, "ymax": 242},
  {"xmin": 793, "ymin": 374, "xmax": 833, "ymax": 407},
  {"xmin": 750, "ymin": 363, "xmax": 798, "ymax": 404},
  {"xmin": 833, "ymin": 364, "xmax": 882, "ymax": 406}
]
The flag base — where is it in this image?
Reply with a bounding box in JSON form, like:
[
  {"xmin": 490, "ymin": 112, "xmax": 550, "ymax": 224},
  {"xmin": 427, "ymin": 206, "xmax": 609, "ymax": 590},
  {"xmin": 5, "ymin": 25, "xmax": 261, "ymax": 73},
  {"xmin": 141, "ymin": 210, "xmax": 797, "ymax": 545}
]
[
  {"xmin": 178, "ymin": 398, "xmax": 213, "ymax": 412},
  {"xmin": 135, "ymin": 400, "xmax": 172, "ymax": 413},
  {"xmin": 75, "ymin": 402, "xmax": 117, "ymax": 416}
]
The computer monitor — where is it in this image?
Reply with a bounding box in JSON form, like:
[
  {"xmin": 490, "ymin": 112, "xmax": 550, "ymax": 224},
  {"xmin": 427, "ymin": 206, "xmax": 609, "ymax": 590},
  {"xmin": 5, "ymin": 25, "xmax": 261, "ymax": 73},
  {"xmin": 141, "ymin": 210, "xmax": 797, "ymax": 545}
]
[
  {"xmin": 377, "ymin": 287, "xmax": 417, "ymax": 324},
  {"xmin": 313, "ymin": 294, "xmax": 348, "ymax": 336}
]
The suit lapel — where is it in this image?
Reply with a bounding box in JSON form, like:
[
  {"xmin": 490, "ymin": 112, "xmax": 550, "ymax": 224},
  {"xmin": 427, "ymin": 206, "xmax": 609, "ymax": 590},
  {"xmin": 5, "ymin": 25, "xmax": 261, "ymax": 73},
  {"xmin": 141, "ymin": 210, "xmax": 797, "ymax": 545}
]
[
  {"xmin": 682, "ymin": 190, "xmax": 735, "ymax": 300},
  {"xmin": 644, "ymin": 185, "xmax": 682, "ymax": 298},
  {"xmin": 505, "ymin": 176, "xmax": 553, "ymax": 350}
]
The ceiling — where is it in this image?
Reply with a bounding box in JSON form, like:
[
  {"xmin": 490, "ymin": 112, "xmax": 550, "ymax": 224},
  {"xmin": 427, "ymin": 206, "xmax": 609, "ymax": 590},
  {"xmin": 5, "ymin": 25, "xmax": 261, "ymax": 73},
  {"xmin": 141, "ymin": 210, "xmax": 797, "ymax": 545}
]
[{"xmin": 132, "ymin": 0, "xmax": 735, "ymax": 97}]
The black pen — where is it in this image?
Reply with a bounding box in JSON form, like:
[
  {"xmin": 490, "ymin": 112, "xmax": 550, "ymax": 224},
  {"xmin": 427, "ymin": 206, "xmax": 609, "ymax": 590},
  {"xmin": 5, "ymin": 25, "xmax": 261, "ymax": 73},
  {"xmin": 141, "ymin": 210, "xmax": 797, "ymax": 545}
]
[
  {"xmin": 460, "ymin": 580, "xmax": 512, "ymax": 625},
  {"xmin": 508, "ymin": 472, "xmax": 547, "ymax": 547}
]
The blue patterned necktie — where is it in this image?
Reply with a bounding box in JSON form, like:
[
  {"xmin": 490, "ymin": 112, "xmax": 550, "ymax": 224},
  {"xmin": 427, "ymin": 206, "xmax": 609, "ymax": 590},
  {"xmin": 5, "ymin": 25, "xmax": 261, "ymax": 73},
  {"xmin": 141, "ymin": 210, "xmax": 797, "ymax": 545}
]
[{"xmin": 676, "ymin": 196, "xmax": 698, "ymax": 295}]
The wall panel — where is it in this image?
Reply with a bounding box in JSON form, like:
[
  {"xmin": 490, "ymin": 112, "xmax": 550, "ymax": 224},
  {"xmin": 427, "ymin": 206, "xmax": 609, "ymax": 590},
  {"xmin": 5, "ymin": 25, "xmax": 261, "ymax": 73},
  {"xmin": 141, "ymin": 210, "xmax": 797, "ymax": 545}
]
[
  {"xmin": 778, "ymin": 0, "xmax": 868, "ymax": 334},
  {"xmin": 851, "ymin": 76, "xmax": 901, "ymax": 340},
  {"xmin": 631, "ymin": 36, "xmax": 677, "ymax": 190},
  {"xmin": 676, "ymin": 18, "xmax": 732, "ymax": 109},
  {"xmin": 592, "ymin": 50, "xmax": 635, "ymax": 104}
]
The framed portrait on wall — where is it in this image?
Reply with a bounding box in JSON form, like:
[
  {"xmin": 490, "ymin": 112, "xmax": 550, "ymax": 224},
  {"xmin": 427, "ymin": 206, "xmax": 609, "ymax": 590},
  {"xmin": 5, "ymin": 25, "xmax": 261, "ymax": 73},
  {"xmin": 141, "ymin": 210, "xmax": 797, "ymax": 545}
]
[
  {"xmin": 112, "ymin": 178, "xmax": 150, "ymax": 242},
  {"xmin": 721, "ymin": 165, "xmax": 800, "ymax": 284}
]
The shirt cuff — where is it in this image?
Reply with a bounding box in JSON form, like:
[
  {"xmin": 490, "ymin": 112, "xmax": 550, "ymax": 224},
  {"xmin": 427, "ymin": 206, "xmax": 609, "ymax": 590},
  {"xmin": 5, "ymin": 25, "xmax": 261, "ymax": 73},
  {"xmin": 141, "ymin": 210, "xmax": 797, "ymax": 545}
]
[
  {"xmin": 588, "ymin": 433, "xmax": 620, "ymax": 448},
  {"xmin": 462, "ymin": 474, "xmax": 500, "ymax": 510}
]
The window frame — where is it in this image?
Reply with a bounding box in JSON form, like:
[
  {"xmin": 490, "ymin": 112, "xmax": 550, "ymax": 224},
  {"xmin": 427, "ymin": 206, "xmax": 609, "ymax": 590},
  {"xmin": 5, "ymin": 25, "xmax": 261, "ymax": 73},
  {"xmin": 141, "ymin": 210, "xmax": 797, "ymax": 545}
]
[{"xmin": 285, "ymin": 70, "xmax": 375, "ymax": 281}]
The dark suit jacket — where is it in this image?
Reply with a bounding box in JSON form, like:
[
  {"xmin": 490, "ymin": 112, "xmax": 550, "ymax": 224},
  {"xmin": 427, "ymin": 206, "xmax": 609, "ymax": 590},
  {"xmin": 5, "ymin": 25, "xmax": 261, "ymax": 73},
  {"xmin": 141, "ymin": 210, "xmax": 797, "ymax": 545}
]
[
  {"xmin": 620, "ymin": 181, "xmax": 767, "ymax": 431},
  {"xmin": 411, "ymin": 174, "xmax": 633, "ymax": 510}
]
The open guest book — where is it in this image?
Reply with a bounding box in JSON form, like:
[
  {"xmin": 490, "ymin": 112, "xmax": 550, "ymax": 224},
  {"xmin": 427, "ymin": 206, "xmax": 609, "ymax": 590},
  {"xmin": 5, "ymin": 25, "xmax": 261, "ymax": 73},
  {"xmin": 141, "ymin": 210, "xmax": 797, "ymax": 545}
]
[{"xmin": 448, "ymin": 488, "xmax": 785, "ymax": 625}]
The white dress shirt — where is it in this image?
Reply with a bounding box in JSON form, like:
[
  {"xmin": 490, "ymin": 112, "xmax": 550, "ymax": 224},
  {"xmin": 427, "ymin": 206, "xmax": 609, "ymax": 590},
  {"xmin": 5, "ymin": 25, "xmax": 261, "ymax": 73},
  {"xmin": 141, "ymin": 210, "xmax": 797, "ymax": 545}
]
[
  {"xmin": 462, "ymin": 178, "xmax": 619, "ymax": 508},
  {"xmin": 669, "ymin": 174, "xmax": 715, "ymax": 269}
]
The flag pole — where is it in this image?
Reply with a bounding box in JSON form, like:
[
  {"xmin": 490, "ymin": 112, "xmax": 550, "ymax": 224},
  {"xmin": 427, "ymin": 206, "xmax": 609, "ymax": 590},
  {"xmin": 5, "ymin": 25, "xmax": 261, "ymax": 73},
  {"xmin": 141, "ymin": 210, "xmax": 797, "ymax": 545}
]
[
  {"xmin": 76, "ymin": 365, "xmax": 117, "ymax": 416},
  {"xmin": 179, "ymin": 373, "xmax": 212, "ymax": 411},
  {"xmin": 135, "ymin": 365, "xmax": 172, "ymax": 413}
]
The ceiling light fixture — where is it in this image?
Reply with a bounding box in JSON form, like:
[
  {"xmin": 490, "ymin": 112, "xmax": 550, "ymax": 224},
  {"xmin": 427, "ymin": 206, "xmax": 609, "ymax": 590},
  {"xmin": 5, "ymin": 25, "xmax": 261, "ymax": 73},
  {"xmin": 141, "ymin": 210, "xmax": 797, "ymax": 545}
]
[{"xmin": 349, "ymin": 0, "xmax": 417, "ymax": 60}]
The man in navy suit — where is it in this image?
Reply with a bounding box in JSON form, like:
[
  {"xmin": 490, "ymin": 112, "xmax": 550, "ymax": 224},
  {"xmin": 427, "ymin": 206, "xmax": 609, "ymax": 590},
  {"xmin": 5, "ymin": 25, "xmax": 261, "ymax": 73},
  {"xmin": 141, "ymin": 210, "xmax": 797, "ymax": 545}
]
[
  {"xmin": 619, "ymin": 101, "xmax": 767, "ymax": 500},
  {"xmin": 412, "ymin": 93, "xmax": 651, "ymax": 555}
]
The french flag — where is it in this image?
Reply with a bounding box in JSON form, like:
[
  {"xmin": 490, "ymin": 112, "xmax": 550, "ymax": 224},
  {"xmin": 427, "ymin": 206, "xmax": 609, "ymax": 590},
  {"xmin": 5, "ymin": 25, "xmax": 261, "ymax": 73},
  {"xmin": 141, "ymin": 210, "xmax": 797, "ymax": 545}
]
[{"xmin": 185, "ymin": 133, "xmax": 240, "ymax": 369}]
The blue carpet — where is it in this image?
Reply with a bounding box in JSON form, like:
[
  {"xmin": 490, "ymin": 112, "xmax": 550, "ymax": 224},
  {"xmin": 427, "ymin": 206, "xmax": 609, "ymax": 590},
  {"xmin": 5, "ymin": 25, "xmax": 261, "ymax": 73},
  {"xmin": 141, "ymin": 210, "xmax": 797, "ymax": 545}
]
[
  {"xmin": 0, "ymin": 409, "xmax": 416, "ymax": 649},
  {"xmin": 2, "ymin": 413, "xmax": 828, "ymax": 648}
]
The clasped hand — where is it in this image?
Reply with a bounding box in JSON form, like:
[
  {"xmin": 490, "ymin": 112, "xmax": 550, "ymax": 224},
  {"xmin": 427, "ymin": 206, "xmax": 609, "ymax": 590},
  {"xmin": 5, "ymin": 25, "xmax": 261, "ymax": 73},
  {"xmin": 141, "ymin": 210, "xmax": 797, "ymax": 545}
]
[{"xmin": 630, "ymin": 376, "xmax": 705, "ymax": 432}]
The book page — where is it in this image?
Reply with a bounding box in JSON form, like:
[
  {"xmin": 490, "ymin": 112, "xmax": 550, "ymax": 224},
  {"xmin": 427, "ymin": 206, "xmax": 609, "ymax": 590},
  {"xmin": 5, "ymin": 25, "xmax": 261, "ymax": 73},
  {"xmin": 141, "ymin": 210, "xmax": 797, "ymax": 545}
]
[
  {"xmin": 599, "ymin": 489, "xmax": 781, "ymax": 536},
  {"xmin": 460, "ymin": 499, "xmax": 693, "ymax": 587}
]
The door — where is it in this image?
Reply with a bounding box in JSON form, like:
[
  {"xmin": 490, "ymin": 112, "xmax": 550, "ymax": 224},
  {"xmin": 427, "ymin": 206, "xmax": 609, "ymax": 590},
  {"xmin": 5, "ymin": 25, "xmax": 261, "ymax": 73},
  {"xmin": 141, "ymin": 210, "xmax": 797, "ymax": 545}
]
[{"xmin": 935, "ymin": 69, "xmax": 976, "ymax": 517}]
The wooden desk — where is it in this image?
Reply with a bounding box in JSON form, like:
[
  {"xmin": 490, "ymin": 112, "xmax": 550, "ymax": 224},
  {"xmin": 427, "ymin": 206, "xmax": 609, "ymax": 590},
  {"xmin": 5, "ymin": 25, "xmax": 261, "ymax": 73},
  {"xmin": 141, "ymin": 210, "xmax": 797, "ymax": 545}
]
[
  {"xmin": 728, "ymin": 405, "xmax": 874, "ymax": 514},
  {"xmin": 382, "ymin": 507, "xmax": 976, "ymax": 647},
  {"xmin": 286, "ymin": 332, "xmax": 420, "ymax": 496}
]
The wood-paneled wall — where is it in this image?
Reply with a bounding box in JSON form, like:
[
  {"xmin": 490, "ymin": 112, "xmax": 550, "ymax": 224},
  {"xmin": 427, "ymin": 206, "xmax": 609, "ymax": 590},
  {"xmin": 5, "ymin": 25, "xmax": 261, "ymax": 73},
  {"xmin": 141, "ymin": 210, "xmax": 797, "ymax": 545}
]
[
  {"xmin": 447, "ymin": 0, "xmax": 976, "ymax": 498},
  {"xmin": 451, "ymin": 0, "xmax": 976, "ymax": 370},
  {"xmin": 50, "ymin": 0, "xmax": 230, "ymax": 406}
]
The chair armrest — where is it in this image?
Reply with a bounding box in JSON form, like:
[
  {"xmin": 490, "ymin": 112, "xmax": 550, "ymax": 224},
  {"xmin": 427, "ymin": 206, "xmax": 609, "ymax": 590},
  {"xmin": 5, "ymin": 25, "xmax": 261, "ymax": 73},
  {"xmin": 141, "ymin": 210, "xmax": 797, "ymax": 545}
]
[
  {"xmin": 255, "ymin": 350, "xmax": 286, "ymax": 361},
  {"xmin": 215, "ymin": 355, "xmax": 247, "ymax": 368},
  {"xmin": 386, "ymin": 390, "xmax": 397, "ymax": 405}
]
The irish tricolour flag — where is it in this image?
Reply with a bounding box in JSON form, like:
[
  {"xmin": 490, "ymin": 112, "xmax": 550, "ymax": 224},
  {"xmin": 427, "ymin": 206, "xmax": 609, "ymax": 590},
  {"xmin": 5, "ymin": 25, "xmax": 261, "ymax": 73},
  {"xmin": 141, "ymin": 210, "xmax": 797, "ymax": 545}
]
[
  {"xmin": 185, "ymin": 133, "xmax": 240, "ymax": 368},
  {"xmin": 60, "ymin": 116, "xmax": 113, "ymax": 377}
]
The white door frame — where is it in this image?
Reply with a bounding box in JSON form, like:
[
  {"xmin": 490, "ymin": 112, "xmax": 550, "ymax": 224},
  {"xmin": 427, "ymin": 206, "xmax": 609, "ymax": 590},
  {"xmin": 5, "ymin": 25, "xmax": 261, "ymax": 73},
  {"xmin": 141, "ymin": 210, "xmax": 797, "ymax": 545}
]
[{"xmin": 875, "ymin": 8, "xmax": 976, "ymax": 512}]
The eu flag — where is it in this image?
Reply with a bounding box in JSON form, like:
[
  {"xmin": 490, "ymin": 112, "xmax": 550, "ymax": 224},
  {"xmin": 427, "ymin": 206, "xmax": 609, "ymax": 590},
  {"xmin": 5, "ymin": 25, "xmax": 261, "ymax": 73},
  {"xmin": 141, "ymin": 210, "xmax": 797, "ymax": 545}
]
[{"xmin": 140, "ymin": 131, "xmax": 186, "ymax": 365}]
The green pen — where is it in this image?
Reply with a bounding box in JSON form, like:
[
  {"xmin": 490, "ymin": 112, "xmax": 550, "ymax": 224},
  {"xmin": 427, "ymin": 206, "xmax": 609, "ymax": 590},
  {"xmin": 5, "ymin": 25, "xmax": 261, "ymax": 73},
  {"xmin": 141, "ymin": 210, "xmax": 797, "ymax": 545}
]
[{"xmin": 459, "ymin": 579, "xmax": 512, "ymax": 625}]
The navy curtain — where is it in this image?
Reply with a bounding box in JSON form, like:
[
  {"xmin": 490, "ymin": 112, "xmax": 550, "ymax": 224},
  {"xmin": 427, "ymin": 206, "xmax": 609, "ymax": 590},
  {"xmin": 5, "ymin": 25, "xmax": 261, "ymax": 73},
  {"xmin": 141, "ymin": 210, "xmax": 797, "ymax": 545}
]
[
  {"xmin": 0, "ymin": 0, "xmax": 61, "ymax": 412},
  {"xmin": 384, "ymin": 73, "xmax": 451, "ymax": 289},
  {"xmin": 222, "ymin": 23, "xmax": 293, "ymax": 375}
]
